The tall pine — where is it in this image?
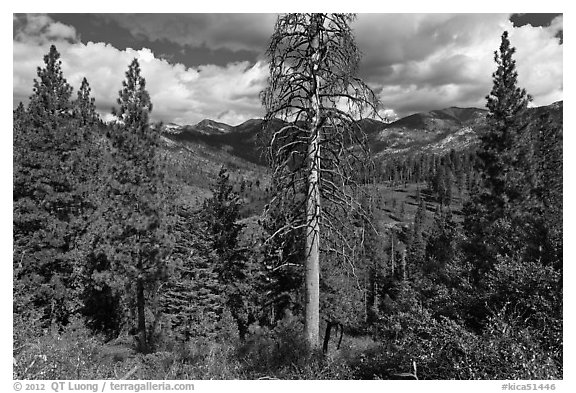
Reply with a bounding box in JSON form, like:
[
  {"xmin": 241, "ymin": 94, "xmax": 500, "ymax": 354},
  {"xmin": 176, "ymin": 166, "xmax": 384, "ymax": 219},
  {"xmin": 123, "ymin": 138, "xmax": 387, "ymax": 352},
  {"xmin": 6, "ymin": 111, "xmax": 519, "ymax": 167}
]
[
  {"xmin": 27, "ymin": 45, "xmax": 73, "ymax": 129},
  {"xmin": 74, "ymin": 77, "xmax": 99, "ymax": 126},
  {"xmin": 14, "ymin": 45, "xmax": 89, "ymax": 326},
  {"xmin": 463, "ymin": 31, "xmax": 532, "ymax": 280},
  {"xmin": 481, "ymin": 31, "xmax": 531, "ymax": 203},
  {"xmin": 103, "ymin": 58, "xmax": 170, "ymax": 352}
]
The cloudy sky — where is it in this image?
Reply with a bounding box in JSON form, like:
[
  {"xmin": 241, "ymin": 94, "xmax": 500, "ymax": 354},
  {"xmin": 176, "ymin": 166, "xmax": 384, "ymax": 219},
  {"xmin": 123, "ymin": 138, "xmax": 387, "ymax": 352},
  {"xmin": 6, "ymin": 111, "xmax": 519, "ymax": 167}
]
[{"xmin": 13, "ymin": 13, "xmax": 563, "ymax": 126}]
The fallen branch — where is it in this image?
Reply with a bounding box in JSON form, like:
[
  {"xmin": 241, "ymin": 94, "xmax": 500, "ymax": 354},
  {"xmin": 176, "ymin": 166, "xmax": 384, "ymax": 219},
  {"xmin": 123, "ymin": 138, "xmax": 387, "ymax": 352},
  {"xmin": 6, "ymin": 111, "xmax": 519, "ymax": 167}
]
[{"xmin": 120, "ymin": 365, "xmax": 139, "ymax": 380}]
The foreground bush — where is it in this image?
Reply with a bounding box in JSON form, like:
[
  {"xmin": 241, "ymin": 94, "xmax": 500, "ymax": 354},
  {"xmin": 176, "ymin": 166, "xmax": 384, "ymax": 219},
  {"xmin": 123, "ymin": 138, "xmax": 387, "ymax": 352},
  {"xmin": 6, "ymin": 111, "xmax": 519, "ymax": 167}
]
[
  {"xmin": 364, "ymin": 305, "xmax": 561, "ymax": 380},
  {"xmin": 14, "ymin": 303, "xmax": 560, "ymax": 380},
  {"xmin": 14, "ymin": 316, "xmax": 107, "ymax": 379}
]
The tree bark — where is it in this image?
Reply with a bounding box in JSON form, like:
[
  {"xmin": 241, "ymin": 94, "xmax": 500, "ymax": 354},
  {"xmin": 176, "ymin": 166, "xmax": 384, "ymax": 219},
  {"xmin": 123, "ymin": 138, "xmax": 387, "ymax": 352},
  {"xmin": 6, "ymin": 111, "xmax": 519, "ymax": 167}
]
[
  {"xmin": 391, "ymin": 234, "xmax": 395, "ymax": 276},
  {"xmin": 136, "ymin": 275, "xmax": 148, "ymax": 353},
  {"xmin": 304, "ymin": 15, "xmax": 323, "ymax": 349},
  {"xmin": 305, "ymin": 121, "xmax": 321, "ymax": 349}
]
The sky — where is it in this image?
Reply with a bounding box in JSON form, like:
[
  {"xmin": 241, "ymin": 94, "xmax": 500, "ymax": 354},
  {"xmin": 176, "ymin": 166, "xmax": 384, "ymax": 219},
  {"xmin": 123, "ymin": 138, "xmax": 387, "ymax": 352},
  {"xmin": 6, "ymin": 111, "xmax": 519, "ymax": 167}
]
[{"xmin": 12, "ymin": 12, "xmax": 563, "ymax": 126}]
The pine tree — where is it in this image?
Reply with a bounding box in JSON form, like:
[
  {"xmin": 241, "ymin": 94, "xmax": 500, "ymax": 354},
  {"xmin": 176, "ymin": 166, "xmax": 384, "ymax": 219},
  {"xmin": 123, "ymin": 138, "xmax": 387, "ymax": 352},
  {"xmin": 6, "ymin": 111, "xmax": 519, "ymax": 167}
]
[
  {"xmin": 203, "ymin": 166, "xmax": 251, "ymax": 339},
  {"xmin": 480, "ymin": 31, "xmax": 532, "ymax": 206},
  {"xmin": 102, "ymin": 58, "xmax": 170, "ymax": 353},
  {"xmin": 160, "ymin": 205, "xmax": 223, "ymax": 341},
  {"xmin": 463, "ymin": 31, "xmax": 532, "ymax": 279},
  {"xmin": 424, "ymin": 207, "xmax": 456, "ymax": 278},
  {"xmin": 13, "ymin": 102, "xmax": 27, "ymax": 129},
  {"xmin": 414, "ymin": 198, "xmax": 427, "ymax": 231},
  {"xmin": 203, "ymin": 166, "xmax": 244, "ymax": 277},
  {"xmin": 358, "ymin": 195, "xmax": 386, "ymax": 324},
  {"xmin": 407, "ymin": 199, "xmax": 427, "ymax": 273},
  {"xmin": 532, "ymin": 112, "xmax": 562, "ymax": 267},
  {"xmin": 13, "ymin": 45, "xmax": 96, "ymax": 327},
  {"xmin": 260, "ymin": 193, "xmax": 305, "ymax": 326},
  {"xmin": 74, "ymin": 77, "xmax": 99, "ymax": 126},
  {"xmin": 27, "ymin": 45, "xmax": 73, "ymax": 129},
  {"xmin": 112, "ymin": 59, "xmax": 152, "ymax": 128}
]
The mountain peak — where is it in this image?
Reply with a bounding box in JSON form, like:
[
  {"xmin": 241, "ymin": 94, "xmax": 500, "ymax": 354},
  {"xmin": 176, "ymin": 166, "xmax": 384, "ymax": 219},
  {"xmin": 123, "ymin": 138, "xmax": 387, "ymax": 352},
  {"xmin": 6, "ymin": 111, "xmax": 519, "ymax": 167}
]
[
  {"xmin": 190, "ymin": 119, "xmax": 234, "ymax": 135},
  {"xmin": 195, "ymin": 119, "xmax": 233, "ymax": 131}
]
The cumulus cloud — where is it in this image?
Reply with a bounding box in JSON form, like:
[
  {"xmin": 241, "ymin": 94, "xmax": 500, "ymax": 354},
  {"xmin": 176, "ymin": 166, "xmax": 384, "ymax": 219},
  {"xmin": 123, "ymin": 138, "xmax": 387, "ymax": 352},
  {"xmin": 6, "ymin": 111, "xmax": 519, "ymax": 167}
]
[
  {"xmin": 354, "ymin": 13, "xmax": 563, "ymax": 117},
  {"xmin": 548, "ymin": 14, "xmax": 563, "ymax": 34},
  {"xmin": 14, "ymin": 14, "xmax": 268, "ymax": 125},
  {"xmin": 13, "ymin": 13, "xmax": 562, "ymax": 125},
  {"xmin": 510, "ymin": 16, "xmax": 563, "ymax": 106}
]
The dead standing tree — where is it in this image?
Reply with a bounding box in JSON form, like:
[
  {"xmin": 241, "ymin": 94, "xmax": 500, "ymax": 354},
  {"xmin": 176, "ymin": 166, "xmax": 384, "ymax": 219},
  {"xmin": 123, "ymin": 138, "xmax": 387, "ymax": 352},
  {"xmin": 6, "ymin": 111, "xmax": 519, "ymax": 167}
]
[{"xmin": 261, "ymin": 13, "xmax": 379, "ymax": 349}]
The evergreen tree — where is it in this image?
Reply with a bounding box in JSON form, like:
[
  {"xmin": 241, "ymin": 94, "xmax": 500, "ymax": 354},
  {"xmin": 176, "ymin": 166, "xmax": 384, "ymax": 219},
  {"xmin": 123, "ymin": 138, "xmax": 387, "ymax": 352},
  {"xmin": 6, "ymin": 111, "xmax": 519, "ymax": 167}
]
[
  {"xmin": 102, "ymin": 58, "xmax": 170, "ymax": 353},
  {"xmin": 481, "ymin": 31, "xmax": 532, "ymax": 202},
  {"xmin": 463, "ymin": 31, "xmax": 532, "ymax": 279},
  {"xmin": 532, "ymin": 112, "xmax": 562, "ymax": 267},
  {"xmin": 13, "ymin": 45, "xmax": 96, "ymax": 327},
  {"xmin": 424, "ymin": 208, "xmax": 456, "ymax": 279},
  {"xmin": 359, "ymin": 196, "xmax": 387, "ymax": 324},
  {"xmin": 27, "ymin": 45, "xmax": 73, "ymax": 129},
  {"xmin": 13, "ymin": 102, "xmax": 27, "ymax": 129},
  {"xmin": 405, "ymin": 198, "xmax": 427, "ymax": 276},
  {"xmin": 203, "ymin": 166, "xmax": 251, "ymax": 339},
  {"xmin": 204, "ymin": 166, "xmax": 244, "ymax": 276},
  {"xmin": 74, "ymin": 77, "xmax": 99, "ymax": 126},
  {"xmin": 414, "ymin": 198, "xmax": 427, "ymax": 232},
  {"xmin": 260, "ymin": 195, "xmax": 305, "ymax": 326},
  {"xmin": 430, "ymin": 163, "xmax": 452, "ymax": 205},
  {"xmin": 160, "ymin": 205, "xmax": 223, "ymax": 341}
]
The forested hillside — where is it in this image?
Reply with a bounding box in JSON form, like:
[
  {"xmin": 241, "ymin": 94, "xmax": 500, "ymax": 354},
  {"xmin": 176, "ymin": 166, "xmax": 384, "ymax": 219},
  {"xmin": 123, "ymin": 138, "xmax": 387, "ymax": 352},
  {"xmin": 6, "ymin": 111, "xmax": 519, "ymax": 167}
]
[{"xmin": 13, "ymin": 18, "xmax": 562, "ymax": 380}]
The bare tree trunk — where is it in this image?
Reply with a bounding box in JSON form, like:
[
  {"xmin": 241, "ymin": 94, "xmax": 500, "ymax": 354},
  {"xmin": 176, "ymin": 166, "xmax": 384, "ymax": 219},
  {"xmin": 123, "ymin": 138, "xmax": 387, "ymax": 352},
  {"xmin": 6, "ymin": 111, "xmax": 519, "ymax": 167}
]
[
  {"xmin": 366, "ymin": 266, "xmax": 376, "ymax": 323},
  {"xmin": 391, "ymin": 234, "xmax": 395, "ymax": 276},
  {"xmin": 304, "ymin": 16, "xmax": 323, "ymax": 349},
  {"xmin": 305, "ymin": 118, "xmax": 321, "ymax": 349},
  {"xmin": 262, "ymin": 13, "xmax": 378, "ymax": 350},
  {"xmin": 137, "ymin": 274, "xmax": 148, "ymax": 353},
  {"xmin": 401, "ymin": 249, "xmax": 407, "ymax": 281}
]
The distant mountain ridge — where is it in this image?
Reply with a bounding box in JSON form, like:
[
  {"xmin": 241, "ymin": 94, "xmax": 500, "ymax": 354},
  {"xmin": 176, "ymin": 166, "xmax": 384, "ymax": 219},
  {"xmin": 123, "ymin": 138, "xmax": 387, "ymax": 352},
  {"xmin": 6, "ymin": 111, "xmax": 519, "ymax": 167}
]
[
  {"xmin": 160, "ymin": 101, "xmax": 562, "ymax": 165},
  {"xmin": 183, "ymin": 119, "xmax": 234, "ymax": 135},
  {"xmin": 367, "ymin": 106, "xmax": 488, "ymax": 157}
]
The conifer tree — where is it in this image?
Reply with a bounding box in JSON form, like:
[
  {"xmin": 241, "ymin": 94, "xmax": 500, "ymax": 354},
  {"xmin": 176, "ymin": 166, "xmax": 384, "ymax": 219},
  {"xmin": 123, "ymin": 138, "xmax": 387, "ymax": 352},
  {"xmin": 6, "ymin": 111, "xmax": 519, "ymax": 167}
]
[
  {"xmin": 531, "ymin": 113, "xmax": 562, "ymax": 267},
  {"xmin": 13, "ymin": 102, "xmax": 27, "ymax": 129},
  {"xmin": 480, "ymin": 31, "xmax": 532, "ymax": 204},
  {"xmin": 27, "ymin": 45, "xmax": 73, "ymax": 129},
  {"xmin": 260, "ymin": 194, "xmax": 305, "ymax": 326},
  {"xmin": 358, "ymin": 195, "xmax": 386, "ymax": 324},
  {"xmin": 161, "ymin": 205, "xmax": 223, "ymax": 341},
  {"xmin": 463, "ymin": 31, "xmax": 532, "ymax": 279},
  {"xmin": 413, "ymin": 198, "xmax": 427, "ymax": 233},
  {"xmin": 203, "ymin": 166, "xmax": 250, "ymax": 339},
  {"xmin": 407, "ymin": 199, "xmax": 427, "ymax": 272},
  {"xmin": 103, "ymin": 58, "xmax": 169, "ymax": 353},
  {"xmin": 203, "ymin": 167, "xmax": 244, "ymax": 277},
  {"xmin": 425, "ymin": 208, "xmax": 456, "ymax": 278},
  {"xmin": 74, "ymin": 77, "xmax": 99, "ymax": 126},
  {"xmin": 13, "ymin": 45, "xmax": 105, "ymax": 329}
]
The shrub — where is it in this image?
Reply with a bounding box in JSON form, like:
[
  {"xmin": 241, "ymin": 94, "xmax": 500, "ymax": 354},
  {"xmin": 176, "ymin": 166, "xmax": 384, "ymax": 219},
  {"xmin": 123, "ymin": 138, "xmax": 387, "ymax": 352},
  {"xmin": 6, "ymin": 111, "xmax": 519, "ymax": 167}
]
[
  {"xmin": 368, "ymin": 300, "xmax": 561, "ymax": 380},
  {"xmin": 13, "ymin": 317, "xmax": 105, "ymax": 379},
  {"xmin": 466, "ymin": 309, "xmax": 562, "ymax": 379},
  {"xmin": 237, "ymin": 310, "xmax": 311, "ymax": 376}
]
